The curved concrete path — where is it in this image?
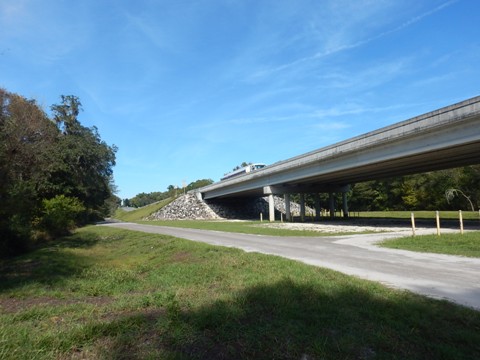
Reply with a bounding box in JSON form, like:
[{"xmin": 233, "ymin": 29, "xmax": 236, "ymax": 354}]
[{"xmin": 101, "ymin": 222, "xmax": 480, "ymax": 310}]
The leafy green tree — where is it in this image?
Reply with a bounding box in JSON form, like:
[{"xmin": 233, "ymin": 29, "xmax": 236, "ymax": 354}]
[
  {"xmin": 49, "ymin": 95, "xmax": 117, "ymax": 220},
  {"xmin": 0, "ymin": 89, "xmax": 58, "ymax": 255},
  {"xmin": 51, "ymin": 95, "xmax": 83, "ymax": 135},
  {"xmin": 186, "ymin": 179, "xmax": 214, "ymax": 191},
  {"xmin": 349, "ymin": 181, "xmax": 382, "ymax": 211}
]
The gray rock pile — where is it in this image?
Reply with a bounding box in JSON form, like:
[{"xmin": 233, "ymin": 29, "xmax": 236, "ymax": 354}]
[
  {"xmin": 146, "ymin": 193, "xmax": 315, "ymax": 221},
  {"xmin": 147, "ymin": 194, "xmax": 220, "ymax": 220}
]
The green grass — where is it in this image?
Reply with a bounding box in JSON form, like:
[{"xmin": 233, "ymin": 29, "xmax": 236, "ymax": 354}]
[
  {"xmin": 1, "ymin": 226, "xmax": 480, "ymax": 359},
  {"xmin": 380, "ymin": 231, "xmax": 480, "ymax": 258},
  {"xmin": 114, "ymin": 198, "xmax": 174, "ymax": 222},
  {"xmin": 355, "ymin": 210, "xmax": 480, "ymax": 220},
  {"xmin": 135, "ymin": 210, "xmax": 479, "ymax": 237}
]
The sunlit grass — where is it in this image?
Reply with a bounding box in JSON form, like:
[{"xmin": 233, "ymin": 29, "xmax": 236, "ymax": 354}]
[
  {"xmin": 114, "ymin": 197, "xmax": 174, "ymax": 222},
  {"xmin": 355, "ymin": 210, "xmax": 480, "ymax": 220},
  {"xmin": 1, "ymin": 226, "xmax": 479, "ymax": 359},
  {"xmin": 380, "ymin": 231, "xmax": 480, "ymax": 257}
]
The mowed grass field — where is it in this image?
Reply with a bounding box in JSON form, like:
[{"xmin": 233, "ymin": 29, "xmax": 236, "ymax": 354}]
[
  {"xmin": 380, "ymin": 231, "xmax": 480, "ymax": 257},
  {"xmin": 1, "ymin": 226, "xmax": 480, "ymax": 359},
  {"xmin": 355, "ymin": 210, "xmax": 480, "ymax": 220}
]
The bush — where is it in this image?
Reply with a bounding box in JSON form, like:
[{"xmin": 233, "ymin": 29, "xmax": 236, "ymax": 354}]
[{"xmin": 38, "ymin": 195, "xmax": 85, "ymax": 237}]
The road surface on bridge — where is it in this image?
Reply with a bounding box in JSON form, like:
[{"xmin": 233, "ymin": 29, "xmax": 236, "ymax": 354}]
[{"xmin": 101, "ymin": 221, "xmax": 480, "ymax": 310}]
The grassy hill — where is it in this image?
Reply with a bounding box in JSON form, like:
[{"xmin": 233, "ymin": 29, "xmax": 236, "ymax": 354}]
[{"xmin": 114, "ymin": 197, "xmax": 174, "ymax": 222}]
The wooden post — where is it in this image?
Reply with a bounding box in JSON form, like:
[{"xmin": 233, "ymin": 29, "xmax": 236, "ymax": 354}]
[
  {"xmin": 459, "ymin": 210, "xmax": 464, "ymax": 234},
  {"xmin": 436, "ymin": 211, "xmax": 441, "ymax": 236},
  {"xmin": 260, "ymin": 213, "xmax": 263, "ymax": 222},
  {"xmin": 280, "ymin": 213, "xmax": 283, "ymax": 222},
  {"xmin": 411, "ymin": 212, "xmax": 416, "ymax": 237}
]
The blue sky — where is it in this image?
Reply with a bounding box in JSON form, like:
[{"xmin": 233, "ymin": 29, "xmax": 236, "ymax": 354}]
[{"xmin": 1, "ymin": 0, "xmax": 479, "ymax": 200}]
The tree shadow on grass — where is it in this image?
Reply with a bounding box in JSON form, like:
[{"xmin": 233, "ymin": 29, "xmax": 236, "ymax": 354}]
[
  {"xmin": 74, "ymin": 278, "xmax": 480, "ymax": 360},
  {"xmin": 0, "ymin": 230, "xmax": 100, "ymax": 293}
]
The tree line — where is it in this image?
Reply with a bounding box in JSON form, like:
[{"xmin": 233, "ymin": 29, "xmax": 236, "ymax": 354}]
[
  {"xmin": 348, "ymin": 167, "xmax": 479, "ymax": 211},
  {"xmin": 123, "ymin": 179, "xmax": 214, "ymax": 208},
  {"xmin": 297, "ymin": 166, "xmax": 479, "ymax": 212},
  {"xmin": 0, "ymin": 88, "xmax": 118, "ymax": 257}
]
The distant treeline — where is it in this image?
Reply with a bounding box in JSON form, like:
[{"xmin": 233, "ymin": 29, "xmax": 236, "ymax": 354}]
[
  {"xmin": 0, "ymin": 88, "xmax": 118, "ymax": 257},
  {"xmin": 348, "ymin": 167, "xmax": 479, "ymax": 211},
  {"xmin": 123, "ymin": 179, "xmax": 214, "ymax": 208},
  {"xmin": 297, "ymin": 166, "xmax": 479, "ymax": 212}
]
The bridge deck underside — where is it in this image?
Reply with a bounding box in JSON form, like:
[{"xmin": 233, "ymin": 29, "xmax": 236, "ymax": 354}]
[
  {"xmin": 292, "ymin": 141, "xmax": 480, "ymax": 187},
  {"xmin": 204, "ymin": 140, "xmax": 480, "ymax": 199}
]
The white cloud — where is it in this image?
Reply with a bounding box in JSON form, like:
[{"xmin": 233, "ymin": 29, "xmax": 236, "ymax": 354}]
[{"xmin": 246, "ymin": 0, "xmax": 456, "ymax": 82}]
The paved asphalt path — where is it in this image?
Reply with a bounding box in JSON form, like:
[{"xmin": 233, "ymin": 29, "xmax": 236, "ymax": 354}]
[{"xmin": 101, "ymin": 222, "xmax": 480, "ymax": 310}]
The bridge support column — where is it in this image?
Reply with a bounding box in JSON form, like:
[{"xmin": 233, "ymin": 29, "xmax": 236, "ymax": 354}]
[
  {"xmin": 329, "ymin": 192, "xmax": 335, "ymax": 218},
  {"xmin": 268, "ymin": 194, "xmax": 275, "ymax": 222},
  {"xmin": 314, "ymin": 193, "xmax": 321, "ymax": 221},
  {"xmin": 284, "ymin": 194, "xmax": 291, "ymax": 221},
  {"xmin": 342, "ymin": 192, "xmax": 349, "ymax": 218},
  {"xmin": 300, "ymin": 193, "xmax": 306, "ymax": 222}
]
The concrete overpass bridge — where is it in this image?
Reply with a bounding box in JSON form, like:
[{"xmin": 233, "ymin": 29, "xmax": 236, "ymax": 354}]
[{"xmin": 195, "ymin": 96, "xmax": 480, "ymax": 221}]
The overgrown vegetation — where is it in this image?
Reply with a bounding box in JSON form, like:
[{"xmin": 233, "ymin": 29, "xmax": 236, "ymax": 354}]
[
  {"xmin": 0, "ymin": 89, "xmax": 118, "ymax": 257},
  {"xmin": 1, "ymin": 226, "xmax": 479, "ymax": 359}
]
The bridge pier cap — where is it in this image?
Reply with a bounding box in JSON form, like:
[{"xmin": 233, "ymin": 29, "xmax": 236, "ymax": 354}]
[{"xmin": 263, "ymin": 185, "xmax": 350, "ymax": 195}]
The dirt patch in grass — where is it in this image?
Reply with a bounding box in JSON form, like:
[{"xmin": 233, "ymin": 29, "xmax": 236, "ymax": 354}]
[
  {"xmin": 171, "ymin": 251, "xmax": 194, "ymax": 263},
  {"xmin": 0, "ymin": 295, "xmax": 114, "ymax": 313}
]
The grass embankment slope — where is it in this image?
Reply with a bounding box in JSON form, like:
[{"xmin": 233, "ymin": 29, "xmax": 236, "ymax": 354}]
[
  {"xmin": 114, "ymin": 198, "xmax": 174, "ymax": 222},
  {"xmin": 1, "ymin": 226, "xmax": 480, "ymax": 359}
]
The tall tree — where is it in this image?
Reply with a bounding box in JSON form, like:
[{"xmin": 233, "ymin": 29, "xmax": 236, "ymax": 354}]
[
  {"xmin": 49, "ymin": 96, "xmax": 117, "ymax": 220},
  {"xmin": 0, "ymin": 89, "xmax": 58, "ymax": 254}
]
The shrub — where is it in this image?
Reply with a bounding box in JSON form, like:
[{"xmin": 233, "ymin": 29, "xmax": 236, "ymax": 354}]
[{"xmin": 38, "ymin": 195, "xmax": 85, "ymax": 237}]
